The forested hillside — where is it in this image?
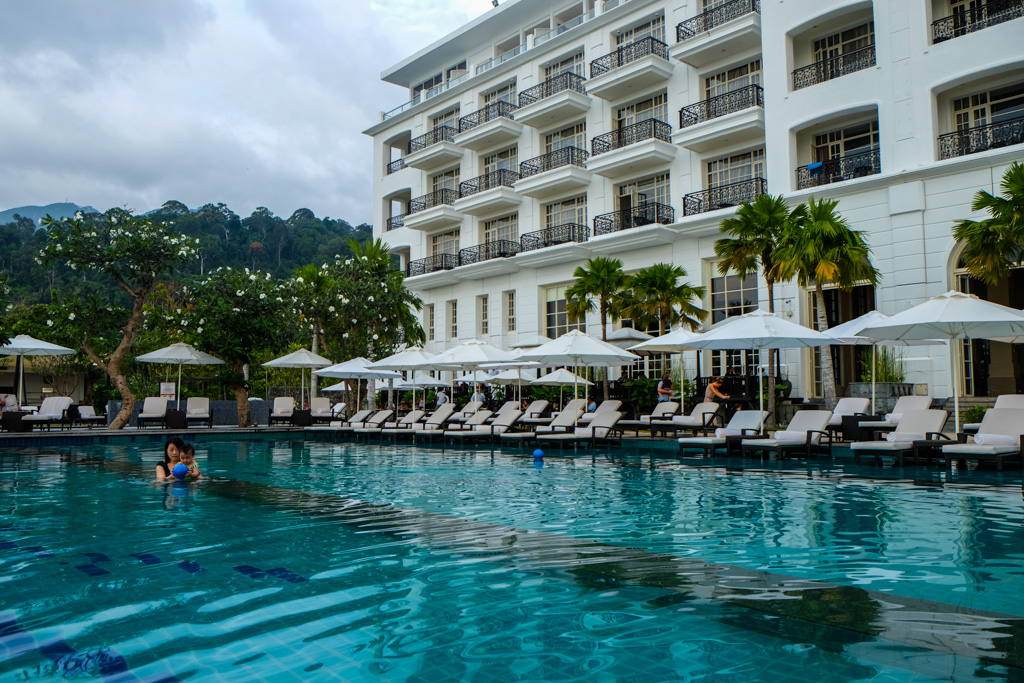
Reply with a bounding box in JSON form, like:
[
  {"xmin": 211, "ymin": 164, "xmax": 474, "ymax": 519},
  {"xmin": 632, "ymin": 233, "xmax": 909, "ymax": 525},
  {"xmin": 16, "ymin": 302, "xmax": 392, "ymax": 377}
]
[{"xmin": 0, "ymin": 201, "xmax": 372, "ymax": 305}]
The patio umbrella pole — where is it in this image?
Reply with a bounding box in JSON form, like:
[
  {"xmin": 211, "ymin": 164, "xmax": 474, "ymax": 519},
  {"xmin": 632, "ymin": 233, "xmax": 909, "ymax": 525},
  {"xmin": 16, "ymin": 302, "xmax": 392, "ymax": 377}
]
[
  {"xmin": 177, "ymin": 363, "xmax": 183, "ymax": 410},
  {"xmin": 951, "ymin": 341, "xmax": 960, "ymax": 433},
  {"xmin": 871, "ymin": 345, "xmax": 877, "ymax": 415}
]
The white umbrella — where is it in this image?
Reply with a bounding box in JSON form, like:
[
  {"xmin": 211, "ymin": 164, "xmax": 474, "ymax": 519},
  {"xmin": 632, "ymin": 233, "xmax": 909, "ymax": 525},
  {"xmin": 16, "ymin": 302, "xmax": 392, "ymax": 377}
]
[
  {"xmin": 458, "ymin": 370, "xmax": 494, "ymax": 385},
  {"xmin": 136, "ymin": 342, "xmax": 225, "ymax": 409},
  {"xmin": 823, "ymin": 310, "xmax": 943, "ymax": 414},
  {"xmin": 858, "ymin": 291, "xmax": 1024, "ymax": 432},
  {"xmin": 629, "ymin": 327, "xmax": 699, "ymax": 354},
  {"xmin": 262, "ymin": 348, "xmax": 332, "ymax": 407},
  {"xmin": 427, "ymin": 339, "xmax": 518, "ymax": 370},
  {"xmin": 531, "ymin": 368, "xmax": 593, "ymax": 386},
  {"xmin": 314, "ymin": 357, "xmax": 402, "ymax": 411},
  {"xmin": 683, "ymin": 309, "xmax": 834, "ymax": 430},
  {"xmin": 490, "ymin": 368, "xmax": 539, "ymax": 385},
  {"xmin": 514, "ymin": 333, "xmax": 553, "ymax": 349},
  {"xmin": 1, "ymin": 334, "xmax": 77, "ymax": 405},
  {"xmin": 517, "ymin": 330, "xmax": 638, "ymax": 423},
  {"xmin": 605, "ymin": 327, "xmax": 653, "ymax": 350},
  {"xmin": 366, "ymin": 346, "xmax": 440, "ymax": 408}
]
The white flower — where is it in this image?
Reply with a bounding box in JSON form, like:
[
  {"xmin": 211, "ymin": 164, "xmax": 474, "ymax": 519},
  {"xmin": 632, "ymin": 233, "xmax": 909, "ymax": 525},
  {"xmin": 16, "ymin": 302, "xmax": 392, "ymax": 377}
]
[
  {"xmin": 68, "ymin": 313, "xmax": 76, "ymax": 320},
  {"xmin": 368, "ymin": 296, "xmax": 374, "ymax": 303},
  {"xmin": 343, "ymin": 333, "xmax": 349, "ymax": 339},
  {"xmin": 259, "ymin": 293, "xmax": 267, "ymax": 300},
  {"xmin": 197, "ymin": 327, "xmax": 203, "ymax": 333},
  {"xmin": 345, "ymin": 259, "xmax": 351, "ymax": 266},
  {"xmin": 236, "ymin": 290, "xmax": 244, "ymax": 296},
  {"xmin": 372, "ymin": 334, "xmax": 379, "ymax": 340},
  {"xmin": 296, "ymin": 277, "xmax": 304, "ymax": 283},
  {"xmin": 46, "ymin": 320, "xmax": 53, "ymax": 327},
  {"xmin": 249, "ymin": 274, "xmax": 257, "ymax": 281},
  {"xmin": 233, "ymin": 308, "xmax": 240, "ymax": 312},
  {"xmin": 328, "ymin": 306, "xmax": 335, "ymax": 312}
]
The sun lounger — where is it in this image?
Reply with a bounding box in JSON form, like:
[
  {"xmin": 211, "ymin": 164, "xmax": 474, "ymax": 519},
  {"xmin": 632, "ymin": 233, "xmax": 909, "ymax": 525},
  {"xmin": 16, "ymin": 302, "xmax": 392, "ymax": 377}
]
[
  {"xmin": 520, "ymin": 399, "xmax": 585, "ymax": 427},
  {"xmin": 619, "ymin": 401, "xmax": 680, "ymax": 436},
  {"xmin": 331, "ymin": 402, "xmax": 347, "ymax": 420},
  {"xmin": 269, "ymin": 397, "xmax": 295, "ymax": 426},
  {"xmin": 850, "ymin": 410, "xmax": 949, "ymax": 465},
  {"xmin": 22, "ymin": 396, "xmax": 74, "ymax": 431},
  {"xmin": 504, "ymin": 405, "xmax": 584, "ymax": 444},
  {"xmin": 826, "ymin": 397, "xmax": 870, "ymax": 438},
  {"xmin": 75, "ymin": 405, "xmax": 107, "ymax": 429},
  {"xmin": 579, "ymin": 400, "xmax": 622, "ymax": 424},
  {"xmin": 536, "ymin": 411, "xmax": 623, "ymax": 448},
  {"xmin": 445, "ymin": 410, "xmax": 522, "ymax": 443},
  {"xmin": 310, "ymin": 397, "xmax": 334, "ymax": 424},
  {"xmin": 136, "ymin": 397, "xmax": 170, "ymax": 429},
  {"xmin": 741, "ymin": 410, "xmax": 834, "ymax": 459},
  {"xmin": 347, "ymin": 409, "xmax": 393, "ymax": 432},
  {"xmin": 419, "ymin": 410, "xmax": 492, "ymax": 441},
  {"xmin": 963, "ymin": 396, "xmax": 1024, "ymax": 433},
  {"xmin": 677, "ymin": 411, "xmax": 769, "ymax": 457},
  {"xmin": 184, "ymin": 397, "xmax": 213, "ymax": 428},
  {"xmin": 522, "ymin": 400, "xmax": 549, "ymax": 419},
  {"xmin": 943, "ymin": 408, "xmax": 1024, "ymax": 471},
  {"xmin": 484, "ymin": 401, "xmax": 520, "ymax": 423},
  {"xmin": 650, "ymin": 402, "xmax": 721, "ymax": 437},
  {"xmin": 327, "ymin": 408, "xmax": 373, "ymax": 429},
  {"xmin": 448, "ymin": 400, "xmax": 484, "ymax": 423},
  {"xmin": 355, "ymin": 410, "xmax": 423, "ymax": 436},
  {"xmin": 381, "ymin": 404, "xmax": 456, "ymax": 438}
]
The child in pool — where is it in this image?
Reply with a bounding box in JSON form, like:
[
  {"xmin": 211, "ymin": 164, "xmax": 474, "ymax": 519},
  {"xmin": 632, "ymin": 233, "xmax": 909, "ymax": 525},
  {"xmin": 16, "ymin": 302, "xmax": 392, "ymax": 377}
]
[{"xmin": 178, "ymin": 444, "xmax": 201, "ymax": 480}]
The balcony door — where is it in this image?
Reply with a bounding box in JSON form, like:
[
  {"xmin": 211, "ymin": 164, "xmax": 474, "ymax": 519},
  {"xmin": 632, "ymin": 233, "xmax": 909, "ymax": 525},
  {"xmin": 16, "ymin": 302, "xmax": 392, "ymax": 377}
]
[
  {"xmin": 813, "ymin": 120, "xmax": 879, "ymax": 163},
  {"xmin": 707, "ymin": 148, "xmax": 765, "ymax": 189},
  {"xmin": 616, "ymin": 173, "xmax": 669, "ymax": 213},
  {"xmin": 616, "ymin": 93, "xmax": 668, "ymax": 128},
  {"xmin": 431, "ymin": 168, "xmax": 459, "ymax": 192},
  {"xmin": 705, "ymin": 60, "xmax": 761, "ymax": 99},
  {"xmin": 545, "ymin": 122, "xmax": 586, "ymax": 153},
  {"xmin": 813, "ymin": 22, "xmax": 874, "ymax": 63}
]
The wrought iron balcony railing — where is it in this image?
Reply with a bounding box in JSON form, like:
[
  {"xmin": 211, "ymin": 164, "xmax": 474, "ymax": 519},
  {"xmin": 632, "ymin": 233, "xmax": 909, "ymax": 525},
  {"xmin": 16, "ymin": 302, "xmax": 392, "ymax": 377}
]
[
  {"xmin": 518, "ymin": 72, "xmax": 587, "ymax": 107},
  {"xmin": 591, "ymin": 119, "xmax": 672, "ymax": 156},
  {"xmin": 793, "ymin": 44, "xmax": 876, "ymax": 90},
  {"xmin": 676, "ymin": 0, "xmax": 761, "ymax": 41},
  {"xmin": 458, "ymin": 100, "xmax": 518, "ymax": 132},
  {"xmin": 933, "ymin": 0, "xmax": 1024, "ymax": 42},
  {"xmin": 408, "ymin": 188, "xmax": 458, "ymax": 214},
  {"xmin": 938, "ymin": 117, "xmax": 1024, "ymax": 159},
  {"xmin": 589, "ymin": 36, "xmax": 670, "ymax": 78},
  {"xmin": 593, "ymin": 202, "xmax": 675, "ymax": 236},
  {"xmin": 458, "ymin": 240, "xmax": 521, "ymax": 266},
  {"xmin": 518, "ymin": 146, "xmax": 589, "ymax": 179},
  {"xmin": 796, "ymin": 148, "xmax": 881, "ymax": 189},
  {"xmin": 458, "ymin": 169, "xmax": 519, "ymax": 198},
  {"xmin": 679, "ymin": 84, "xmax": 764, "ymax": 127},
  {"xmin": 519, "ymin": 223, "xmax": 590, "ymax": 252},
  {"xmin": 385, "ymin": 213, "xmax": 407, "ymax": 231},
  {"xmin": 683, "ymin": 178, "xmax": 767, "ymax": 215},
  {"xmin": 407, "ymin": 253, "xmax": 458, "ymax": 277},
  {"xmin": 407, "ymin": 125, "xmax": 458, "ymax": 154},
  {"xmin": 386, "ymin": 159, "xmax": 407, "ymax": 175}
]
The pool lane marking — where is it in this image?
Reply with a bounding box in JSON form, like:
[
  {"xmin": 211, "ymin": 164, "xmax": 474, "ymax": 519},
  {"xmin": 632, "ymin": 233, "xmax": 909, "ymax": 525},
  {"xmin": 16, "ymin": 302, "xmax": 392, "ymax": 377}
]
[{"xmin": 38, "ymin": 449, "xmax": 1024, "ymax": 672}]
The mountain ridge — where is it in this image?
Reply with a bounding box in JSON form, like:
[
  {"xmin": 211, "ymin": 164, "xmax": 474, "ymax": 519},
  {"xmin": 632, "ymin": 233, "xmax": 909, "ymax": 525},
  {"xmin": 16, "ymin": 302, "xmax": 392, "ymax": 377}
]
[{"xmin": 0, "ymin": 203, "xmax": 99, "ymax": 225}]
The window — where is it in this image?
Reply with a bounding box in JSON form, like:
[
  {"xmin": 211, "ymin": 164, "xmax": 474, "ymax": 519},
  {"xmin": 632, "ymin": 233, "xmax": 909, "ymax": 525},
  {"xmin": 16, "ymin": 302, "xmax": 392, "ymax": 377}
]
[
  {"xmin": 431, "ymin": 107, "xmax": 461, "ymax": 129},
  {"xmin": 430, "ymin": 168, "xmax": 460, "ymax": 191},
  {"xmin": 413, "ymin": 73, "xmax": 442, "ymax": 98},
  {"xmin": 616, "ymin": 15, "xmax": 665, "ymax": 45},
  {"xmin": 425, "ymin": 304, "xmax": 435, "ymax": 341},
  {"xmin": 704, "ymin": 60, "xmax": 761, "ymax": 98},
  {"xmin": 545, "ymin": 285, "xmax": 586, "ymax": 338},
  {"xmin": 953, "ymin": 82, "xmax": 1024, "ymax": 130},
  {"xmin": 545, "ymin": 51, "xmax": 584, "ymax": 79},
  {"xmin": 545, "ymin": 195, "xmax": 587, "ymax": 227},
  {"xmin": 482, "ymin": 147, "xmax": 518, "ymax": 172},
  {"xmin": 616, "ymin": 93, "xmax": 668, "ymax": 126},
  {"xmin": 545, "ymin": 122, "xmax": 587, "ymax": 152},
  {"xmin": 479, "ymin": 295, "xmax": 489, "ymax": 335},
  {"xmin": 709, "ymin": 269, "xmax": 760, "ymax": 376},
  {"xmin": 813, "ymin": 120, "xmax": 879, "ymax": 162},
  {"xmin": 707, "ymin": 148, "xmax": 765, "ymax": 188},
  {"xmin": 484, "ymin": 214, "xmax": 518, "ymax": 243},
  {"xmin": 448, "ymin": 300, "xmax": 458, "ymax": 339},
  {"xmin": 431, "ymin": 230, "xmax": 459, "ymax": 256},
  {"xmin": 813, "ymin": 22, "xmax": 874, "ymax": 62},
  {"xmin": 616, "ymin": 173, "xmax": 670, "ymax": 210},
  {"xmin": 505, "ymin": 291, "xmax": 516, "ymax": 332},
  {"xmin": 484, "ymin": 81, "xmax": 517, "ymax": 104},
  {"xmin": 446, "ymin": 60, "xmax": 468, "ymax": 81}
]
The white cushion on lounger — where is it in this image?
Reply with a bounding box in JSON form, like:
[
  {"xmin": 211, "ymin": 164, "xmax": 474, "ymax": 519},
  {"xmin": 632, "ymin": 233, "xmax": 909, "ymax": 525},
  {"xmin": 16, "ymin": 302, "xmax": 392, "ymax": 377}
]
[{"xmin": 771, "ymin": 431, "xmax": 806, "ymax": 442}]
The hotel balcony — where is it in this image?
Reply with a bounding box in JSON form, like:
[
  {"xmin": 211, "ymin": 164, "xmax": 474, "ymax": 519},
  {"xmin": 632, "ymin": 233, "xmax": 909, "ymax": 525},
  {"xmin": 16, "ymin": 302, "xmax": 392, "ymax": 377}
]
[
  {"xmin": 386, "ymin": 159, "xmax": 407, "ymax": 175},
  {"xmin": 406, "ymin": 253, "xmax": 458, "ymax": 277},
  {"xmin": 454, "ymin": 101, "xmax": 524, "ymax": 151},
  {"xmin": 674, "ymin": 84, "xmax": 765, "ymax": 152},
  {"xmin": 514, "ymin": 72, "xmax": 591, "ymax": 127},
  {"xmin": 404, "ymin": 126, "xmax": 463, "ymax": 171},
  {"xmin": 453, "ymin": 240, "xmax": 521, "ymax": 279},
  {"xmin": 683, "ymin": 177, "xmax": 767, "ymax": 215},
  {"xmin": 453, "ymin": 169, "xmax": 522, "ymax": 216},
  {"xmin": 385, "ymin": 212, "xmax": 407, "ymax": 231},
  {"xmin": 932, "ymin": 0, "xmax": 1023, "ymax": 43},
  {"xmin": 515, "ymin": 223, "xmax": 592, "ymax": 267},
  {"xmin": 670, "ymin": 0, "xmax": 762, "ymax": 68},
  {"xmin": 402, "ymin": 189, "xmax": 462, "ymax": 232},
  {"xmin": 938, "ymin": 117, "xmax": 1024, "ymax": 160},
  {"xmin": 796, "ymin": 149, "xmax": 881, "ymax": 190},
  {"xmin": 593, "ymin": 202, "xmax": 675, "ymax": 236},
  {"xmin": 586, "ymin": 37, "xmax": 673, "ymax": 101},
  {"xmin": 515, "ymin": 147, "xmax": 593, "ymax": 199},
  {"xmin": 587, "ymin": 119, "xmax": 676, "ymax": 178},
  {"xmin": 793, "ymin": 45, "xmax": 876, "ymax": 90}
]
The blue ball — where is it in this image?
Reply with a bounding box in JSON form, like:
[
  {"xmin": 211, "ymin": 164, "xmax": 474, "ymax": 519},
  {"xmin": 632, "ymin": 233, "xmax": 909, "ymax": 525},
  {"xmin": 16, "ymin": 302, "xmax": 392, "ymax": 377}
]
[
  {"xmin": 533, "ymin": 449, "xmax": 544, "ymax": 458},
  {"xmin": 172, "ymin": 463, "xmax": 188, "ymax": 479}
]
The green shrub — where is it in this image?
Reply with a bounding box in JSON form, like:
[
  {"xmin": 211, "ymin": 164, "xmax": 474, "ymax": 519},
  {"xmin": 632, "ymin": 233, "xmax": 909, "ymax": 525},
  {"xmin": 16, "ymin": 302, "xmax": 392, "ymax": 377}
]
[
  {"xmin": 860, "ymin": 346, "xmax": 906, "ymax": 383},
  {"xmin": 961, "ymin": 405, "xmax": 987, "ymax": 425}
]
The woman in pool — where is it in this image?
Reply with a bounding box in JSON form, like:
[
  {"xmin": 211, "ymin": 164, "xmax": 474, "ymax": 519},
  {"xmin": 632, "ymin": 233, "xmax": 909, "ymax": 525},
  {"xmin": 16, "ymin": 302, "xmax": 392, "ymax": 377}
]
[{"xmin": 156, "ymin": 436, "xmax": 186, "ymax": 479}]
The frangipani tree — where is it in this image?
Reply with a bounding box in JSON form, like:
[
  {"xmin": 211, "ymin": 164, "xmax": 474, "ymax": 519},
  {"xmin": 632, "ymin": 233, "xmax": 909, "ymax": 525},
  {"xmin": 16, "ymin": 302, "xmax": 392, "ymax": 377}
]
[
  {"xmin": 169, "ymin": 267, "xmax": 289, "ymax": 427},
  {"xmin": 0, "ymin": 274, "xmax": 10, "ymax": 345},
  {"xmin": 39, "ymin": 208, "xmax": 198, "ymax": 428}
]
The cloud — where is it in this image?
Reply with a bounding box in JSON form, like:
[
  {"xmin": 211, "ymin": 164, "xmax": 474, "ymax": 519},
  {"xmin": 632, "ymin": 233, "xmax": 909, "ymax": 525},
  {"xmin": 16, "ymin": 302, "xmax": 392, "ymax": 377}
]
[{"xmin": 0, "ymin": 0, "xmax": 489, "ymax": 222}]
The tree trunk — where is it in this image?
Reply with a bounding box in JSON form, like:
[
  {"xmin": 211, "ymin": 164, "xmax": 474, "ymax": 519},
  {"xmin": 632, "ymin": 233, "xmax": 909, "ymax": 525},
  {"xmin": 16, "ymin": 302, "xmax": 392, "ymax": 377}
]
[
  {"xmin": 600, "ymin": 304, "xmax": 610, "ymax": 402},
  {"xmin": 814, "ymin": 283, "xmax": 838, "ymax": 410},
  {"xmin": 766, "ymin": 279, "xmax": 776, "ymax": 426},
  {"xmin": 94, "ymin": 295, "xmax": 147, "ymax": 429},
  {"xmin": 234, "ymin": 383, "xmax": 251, "ymax": 427}
]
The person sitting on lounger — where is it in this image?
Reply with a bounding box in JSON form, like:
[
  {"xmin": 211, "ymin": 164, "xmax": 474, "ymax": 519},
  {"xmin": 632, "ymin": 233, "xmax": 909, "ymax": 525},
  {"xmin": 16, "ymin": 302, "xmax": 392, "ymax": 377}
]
[
  {"xmin": 0, "ymin": 392, "xmax": 19, "ymax": 412},
  {"xmin": 657, "ymin": 373, "xmax": 673, "ymax": 402}
]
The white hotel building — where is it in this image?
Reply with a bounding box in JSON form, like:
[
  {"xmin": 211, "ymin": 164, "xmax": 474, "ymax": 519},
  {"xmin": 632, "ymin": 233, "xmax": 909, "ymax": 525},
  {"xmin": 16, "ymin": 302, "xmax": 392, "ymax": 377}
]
[{"xmin": 364, "ymin": 0, "xmax": 1024, "ymax": 401}]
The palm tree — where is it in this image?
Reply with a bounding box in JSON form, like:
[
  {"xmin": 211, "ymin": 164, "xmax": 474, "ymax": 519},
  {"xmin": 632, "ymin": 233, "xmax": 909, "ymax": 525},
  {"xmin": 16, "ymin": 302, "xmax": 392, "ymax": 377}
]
[
  {"xmin": 566, "ymin": 257, "xmax": 629, "ymax": 399},
  {"xmin": 773, "ymin": 197, "xmax": 880, "ymax": 410},
  {"xmin": 621, "ymin": 263, "xmax": 707, "ymax": 382},
  {"xmin": 715, "ymin": 195, "xmax": 805, "ymax": 418},
  {"xmin": 952, "ymin": 161, "xmax": 1024, "ymax": 285}
]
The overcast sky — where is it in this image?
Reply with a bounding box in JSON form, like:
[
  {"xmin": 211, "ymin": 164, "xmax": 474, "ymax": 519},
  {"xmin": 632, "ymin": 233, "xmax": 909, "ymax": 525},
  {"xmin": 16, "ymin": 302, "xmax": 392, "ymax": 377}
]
[{"xmin": 0, "ymin": 0, "xmax": 491, "ymax": 224}]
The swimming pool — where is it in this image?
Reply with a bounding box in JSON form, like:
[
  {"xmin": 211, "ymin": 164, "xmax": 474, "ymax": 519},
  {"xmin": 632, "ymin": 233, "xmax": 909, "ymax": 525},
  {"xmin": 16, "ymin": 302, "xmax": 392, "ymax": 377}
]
[{"xmin": 1, "ymin": 439, "xmax": 1022, "ymax": 681}]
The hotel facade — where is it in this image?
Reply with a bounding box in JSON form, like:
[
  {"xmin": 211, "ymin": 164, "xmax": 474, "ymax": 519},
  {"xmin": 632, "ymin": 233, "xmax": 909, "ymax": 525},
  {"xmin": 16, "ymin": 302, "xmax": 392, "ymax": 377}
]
[{"xmin": 364, "ymin": 0, "xmax": 1024, "ymax": 400}]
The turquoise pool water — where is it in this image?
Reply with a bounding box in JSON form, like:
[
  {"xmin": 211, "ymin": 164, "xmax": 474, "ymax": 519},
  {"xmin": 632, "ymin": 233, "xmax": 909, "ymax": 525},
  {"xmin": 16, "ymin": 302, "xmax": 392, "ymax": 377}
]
[{"xmin": 1, "ymin": 440, "xmax": 1022, "ymax": 681}]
